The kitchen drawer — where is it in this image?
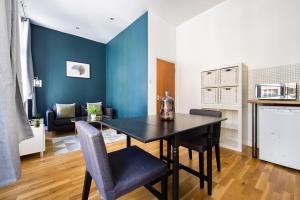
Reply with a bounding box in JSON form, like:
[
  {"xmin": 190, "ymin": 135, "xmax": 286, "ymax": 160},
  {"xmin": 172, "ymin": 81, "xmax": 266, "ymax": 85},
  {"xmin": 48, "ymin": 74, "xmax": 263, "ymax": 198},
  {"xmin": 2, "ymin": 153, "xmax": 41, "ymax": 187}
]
[
  {"xmin": 220, "ymin": 87, "xmax": 237, "ymax": 105},
  {"xmin": 201, "ymin": 70, "xmax": 219, "ymax": 88},
  {"xmin": 220, "ymin": 67, "xmax": 238, "ymax": 86},
  {"xmin": 202, "ymin": 88, "xmax": 218, "ymax": 104}
]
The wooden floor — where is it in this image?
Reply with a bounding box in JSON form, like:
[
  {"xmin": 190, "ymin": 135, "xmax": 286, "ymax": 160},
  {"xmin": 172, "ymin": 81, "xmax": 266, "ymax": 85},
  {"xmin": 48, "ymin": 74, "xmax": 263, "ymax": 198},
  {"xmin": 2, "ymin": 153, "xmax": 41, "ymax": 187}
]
[{"xmin": 0, "ymin": 131, "xmax": 299, "ymax": 200}]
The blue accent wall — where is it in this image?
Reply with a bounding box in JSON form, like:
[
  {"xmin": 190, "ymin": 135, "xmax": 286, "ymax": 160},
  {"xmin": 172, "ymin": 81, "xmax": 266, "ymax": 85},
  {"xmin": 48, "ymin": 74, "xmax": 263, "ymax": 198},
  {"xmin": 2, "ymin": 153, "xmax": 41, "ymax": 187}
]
[
  {"xmin": 106, "ymin": 12, "xmax": 148, "ymax": 118},
  {"xmin": 31, "ymin": 24, "xmax": 106, "ymax": 117}
]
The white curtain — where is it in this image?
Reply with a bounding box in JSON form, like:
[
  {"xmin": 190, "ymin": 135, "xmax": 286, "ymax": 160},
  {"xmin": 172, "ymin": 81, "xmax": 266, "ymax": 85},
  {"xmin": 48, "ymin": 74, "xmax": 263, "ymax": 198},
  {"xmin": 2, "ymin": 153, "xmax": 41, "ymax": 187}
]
[
  {"xmin": 0, "ymin": 0, "xmax": 33, "ymax": 187},
  {"xmin": 20, "ymin": 18, "xmax": 36, "ymax": 116}
]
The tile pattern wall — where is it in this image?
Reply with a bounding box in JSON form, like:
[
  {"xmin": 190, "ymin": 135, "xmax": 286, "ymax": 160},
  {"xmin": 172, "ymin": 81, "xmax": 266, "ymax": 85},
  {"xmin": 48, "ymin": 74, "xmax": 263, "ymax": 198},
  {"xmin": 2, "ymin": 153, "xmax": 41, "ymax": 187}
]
[{"xmin": 248, "ymin": 63, "xmax": 300, "ymax": 99}]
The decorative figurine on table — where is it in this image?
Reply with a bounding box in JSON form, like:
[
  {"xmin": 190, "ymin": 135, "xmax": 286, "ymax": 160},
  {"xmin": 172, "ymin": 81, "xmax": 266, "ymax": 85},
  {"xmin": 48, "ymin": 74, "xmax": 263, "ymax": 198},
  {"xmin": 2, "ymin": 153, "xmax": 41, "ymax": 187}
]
[{"xmin": 160, "ymin": 91, "xmax": 175, "ymax": 120}]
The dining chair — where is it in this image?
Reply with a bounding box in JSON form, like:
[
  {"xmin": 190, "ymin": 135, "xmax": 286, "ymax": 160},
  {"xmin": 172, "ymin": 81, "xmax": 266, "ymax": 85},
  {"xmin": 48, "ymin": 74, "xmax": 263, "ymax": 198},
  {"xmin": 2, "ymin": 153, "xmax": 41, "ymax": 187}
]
[
  {"xmin": 161, "ymin": 109, "xmax": 222, "ymax": 168},
  {"xmin": 179, "ymin": 109, "xmax": 222, "ymax": 189},
  {"xmin": 186, "ymin": 109, "xmax": 222, "ymax": 170},
  {"xmin": 161, "ymin": 109, "xmax": 222, "ymax": 192},
  {"xmin": 76, "ymin": 121, "xmax": 168, "ymax": 200}
]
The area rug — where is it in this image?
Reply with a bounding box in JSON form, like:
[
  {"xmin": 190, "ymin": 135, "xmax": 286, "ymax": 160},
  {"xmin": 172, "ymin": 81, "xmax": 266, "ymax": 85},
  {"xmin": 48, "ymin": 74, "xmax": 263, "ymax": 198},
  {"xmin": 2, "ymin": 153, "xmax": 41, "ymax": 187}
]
[{"xmin": 51, "ymin": 129, "xmax": 126, "ymax": 156}]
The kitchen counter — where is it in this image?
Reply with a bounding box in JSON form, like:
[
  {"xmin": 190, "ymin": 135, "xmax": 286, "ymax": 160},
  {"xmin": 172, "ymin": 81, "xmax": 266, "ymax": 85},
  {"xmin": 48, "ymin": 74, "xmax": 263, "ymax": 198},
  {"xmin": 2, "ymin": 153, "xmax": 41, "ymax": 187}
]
[{"xmin": 248, "ymin": 99, "xmax": 300, "ymax": 105}]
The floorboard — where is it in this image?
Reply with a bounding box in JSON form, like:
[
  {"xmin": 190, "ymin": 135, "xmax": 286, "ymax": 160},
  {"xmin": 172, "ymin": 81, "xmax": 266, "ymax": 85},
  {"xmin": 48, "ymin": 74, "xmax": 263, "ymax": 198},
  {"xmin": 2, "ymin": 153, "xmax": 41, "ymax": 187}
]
[{"xmin": 0, "ymin": 131, "xmax": 299, "ymax": 200}]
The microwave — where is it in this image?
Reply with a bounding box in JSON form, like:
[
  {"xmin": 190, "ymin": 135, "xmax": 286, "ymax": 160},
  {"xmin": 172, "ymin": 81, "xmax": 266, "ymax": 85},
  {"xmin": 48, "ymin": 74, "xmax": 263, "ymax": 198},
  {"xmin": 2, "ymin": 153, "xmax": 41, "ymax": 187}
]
[{"xmin": 255, "ymin": 83, "xmax": 297, "ymax": 100}]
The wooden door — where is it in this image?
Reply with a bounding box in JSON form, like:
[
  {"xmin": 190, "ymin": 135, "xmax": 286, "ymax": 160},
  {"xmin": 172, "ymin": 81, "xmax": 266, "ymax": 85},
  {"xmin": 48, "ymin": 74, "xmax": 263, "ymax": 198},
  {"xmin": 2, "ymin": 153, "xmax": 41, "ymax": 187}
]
[{"xmin": 156, "ymin": 59, "xmax": 175, "ymax": 114}]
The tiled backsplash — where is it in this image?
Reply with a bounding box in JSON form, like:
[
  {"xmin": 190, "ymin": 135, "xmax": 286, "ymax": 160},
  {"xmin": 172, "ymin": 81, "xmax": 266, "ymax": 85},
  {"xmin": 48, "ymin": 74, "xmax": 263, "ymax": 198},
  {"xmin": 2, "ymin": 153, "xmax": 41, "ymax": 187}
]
[{"xmin": 248, "ymin": 63, "xmax": 300, "ymax": 99}]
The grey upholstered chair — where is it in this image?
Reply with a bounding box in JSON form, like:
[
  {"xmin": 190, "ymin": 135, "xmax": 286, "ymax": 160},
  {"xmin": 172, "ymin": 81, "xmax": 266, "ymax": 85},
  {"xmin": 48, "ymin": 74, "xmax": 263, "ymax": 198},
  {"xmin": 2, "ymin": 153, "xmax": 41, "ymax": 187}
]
[{"xmin": 76, "ymin": 121, "xmax": 168, "ymax": 200}]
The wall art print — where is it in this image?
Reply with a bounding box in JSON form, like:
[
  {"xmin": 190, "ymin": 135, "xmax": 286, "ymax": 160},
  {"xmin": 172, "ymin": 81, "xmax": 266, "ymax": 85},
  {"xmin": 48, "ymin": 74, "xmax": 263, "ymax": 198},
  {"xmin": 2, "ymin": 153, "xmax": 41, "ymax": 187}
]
[{"xmin": 66, "ymin": 61, "xmax": 90, "ymax": 78}]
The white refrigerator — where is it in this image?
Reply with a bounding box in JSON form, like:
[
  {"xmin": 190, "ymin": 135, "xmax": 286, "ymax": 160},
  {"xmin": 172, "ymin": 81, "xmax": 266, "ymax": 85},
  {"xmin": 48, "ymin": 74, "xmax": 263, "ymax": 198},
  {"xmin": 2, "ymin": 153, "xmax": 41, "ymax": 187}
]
[{"xmin": 258, "ymin": 106, "xmax": 300, "ymax": 170}]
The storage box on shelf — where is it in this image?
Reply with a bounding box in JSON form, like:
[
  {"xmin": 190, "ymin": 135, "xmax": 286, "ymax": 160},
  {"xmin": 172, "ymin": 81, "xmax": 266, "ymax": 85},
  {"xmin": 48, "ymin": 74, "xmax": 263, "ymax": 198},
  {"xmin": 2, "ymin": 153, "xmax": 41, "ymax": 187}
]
[
  {"xmin": 201, "ymin": 70, "xmax": 219, "ymax": 88},
  {"xmin": 201, "ymin": 63, "xmax": 247, "ymax": 152},
  {"xmin": 220, "ymin": 66, "xmax": 238, "ymax": 86},
  {"xmin": 202, "ymin": 88, "xmax": 218, "ymax": 104},
  {"xmin": 220, "ymin": 87, "xmax": 237, "ymax": 105}
]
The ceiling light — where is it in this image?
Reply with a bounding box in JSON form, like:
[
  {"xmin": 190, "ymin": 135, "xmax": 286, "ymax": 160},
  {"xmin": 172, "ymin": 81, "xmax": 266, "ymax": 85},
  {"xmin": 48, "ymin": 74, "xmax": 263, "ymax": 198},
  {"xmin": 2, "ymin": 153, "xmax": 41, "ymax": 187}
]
[
  {"xmin": 110, "ymin": 17, "xmax": 115, "ymax": 21},
  {"xmin": 76, "ymin": 26, "xmax": 80, "ymax": 30}
]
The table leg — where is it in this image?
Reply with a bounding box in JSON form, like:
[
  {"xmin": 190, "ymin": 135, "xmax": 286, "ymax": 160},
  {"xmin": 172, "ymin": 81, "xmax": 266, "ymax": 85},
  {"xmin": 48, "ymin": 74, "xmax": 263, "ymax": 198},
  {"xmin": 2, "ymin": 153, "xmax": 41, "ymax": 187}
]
[
  {"xmin": 127, "ymin": 136, "xmax": 131, "ymax": 147},
  {"xmin": 167, "ymin": 140, "xmax": 171, "ymax": 169},
  {"xmin": 172, "ymin": 136, "xmax": 179, "ymax": 200},
  {"xmin": 207, "ymin": 124, "xmax": 213, "ymax": 195},
  {"xmin": 159, "ymin": 139, "xmax": 163, "ymax": 160},
  {"xmin": 252, "ymin": 103, "xmax": 258, "ymax": 158}
]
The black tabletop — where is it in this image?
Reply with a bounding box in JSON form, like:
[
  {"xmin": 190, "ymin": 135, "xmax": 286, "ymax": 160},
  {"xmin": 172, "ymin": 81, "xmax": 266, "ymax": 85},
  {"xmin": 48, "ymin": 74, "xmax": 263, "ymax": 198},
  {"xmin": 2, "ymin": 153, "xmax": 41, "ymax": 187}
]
[{"xmin": 100, "ymin": 113, "xmax": 226, "ymax": 143}]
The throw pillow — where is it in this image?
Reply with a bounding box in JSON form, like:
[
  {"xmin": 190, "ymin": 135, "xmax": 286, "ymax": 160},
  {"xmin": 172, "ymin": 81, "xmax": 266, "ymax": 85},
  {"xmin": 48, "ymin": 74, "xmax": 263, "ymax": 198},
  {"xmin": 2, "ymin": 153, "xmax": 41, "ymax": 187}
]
[
  {"xmin": 56, "ymin": 103, "xmax": 75, "ymax": 118},
  {"xmin": 87, "ymin": 102, "xmax": 102, "ymax": 116}
]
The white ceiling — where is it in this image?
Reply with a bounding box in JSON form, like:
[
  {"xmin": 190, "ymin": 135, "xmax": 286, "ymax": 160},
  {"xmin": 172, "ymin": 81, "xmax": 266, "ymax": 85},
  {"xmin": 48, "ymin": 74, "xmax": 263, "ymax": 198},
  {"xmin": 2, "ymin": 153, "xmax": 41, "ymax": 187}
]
[{"xmin": 21, "ymin": 0, "xmax": 225, "ymax": 44}]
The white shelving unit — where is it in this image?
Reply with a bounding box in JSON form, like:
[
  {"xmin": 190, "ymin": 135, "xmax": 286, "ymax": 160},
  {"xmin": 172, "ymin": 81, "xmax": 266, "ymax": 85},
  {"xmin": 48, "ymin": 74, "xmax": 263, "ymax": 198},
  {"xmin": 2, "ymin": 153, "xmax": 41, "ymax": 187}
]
[{"xmin": 201, "ymin": 63, "xmax": 248, "ymax": 152}]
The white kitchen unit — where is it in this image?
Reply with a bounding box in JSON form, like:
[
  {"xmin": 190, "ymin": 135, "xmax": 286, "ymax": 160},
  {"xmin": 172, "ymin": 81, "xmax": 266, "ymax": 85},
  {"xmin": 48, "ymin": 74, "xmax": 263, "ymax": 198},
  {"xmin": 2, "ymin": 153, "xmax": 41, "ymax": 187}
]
[
  {"xmin": 19, "ymin": 119, "xmax": 45, "ymax": 158},
  {"xmin": 201, "ymin": 63, "xmax": 248, "ymax": 152},
  {"xmin": 258, "ymin": 106, "xmax": 300, "ymax": 170}
]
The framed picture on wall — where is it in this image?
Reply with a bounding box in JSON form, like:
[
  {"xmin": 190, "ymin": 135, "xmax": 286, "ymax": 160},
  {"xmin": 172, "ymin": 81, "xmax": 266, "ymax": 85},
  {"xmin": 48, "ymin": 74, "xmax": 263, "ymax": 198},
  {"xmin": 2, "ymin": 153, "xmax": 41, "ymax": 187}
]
[{"xmin": 66, "ymin": 61, "xmax": 90, "ymax": 78}]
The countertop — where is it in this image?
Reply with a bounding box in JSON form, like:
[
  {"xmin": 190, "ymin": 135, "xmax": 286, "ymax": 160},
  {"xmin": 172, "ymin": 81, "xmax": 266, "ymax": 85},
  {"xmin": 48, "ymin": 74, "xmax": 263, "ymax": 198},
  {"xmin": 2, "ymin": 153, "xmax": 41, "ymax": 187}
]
[{"xmin": 248, "ymin": 99, "xmax": 300, "ymax": 105}]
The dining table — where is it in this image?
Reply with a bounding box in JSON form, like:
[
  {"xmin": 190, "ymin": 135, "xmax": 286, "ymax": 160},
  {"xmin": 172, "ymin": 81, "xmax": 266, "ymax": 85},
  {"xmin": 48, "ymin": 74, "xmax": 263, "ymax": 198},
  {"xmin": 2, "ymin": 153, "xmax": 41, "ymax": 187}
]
[{"xmin": 100, "ymin": 113, "xmax": 226, "ymax": 200}]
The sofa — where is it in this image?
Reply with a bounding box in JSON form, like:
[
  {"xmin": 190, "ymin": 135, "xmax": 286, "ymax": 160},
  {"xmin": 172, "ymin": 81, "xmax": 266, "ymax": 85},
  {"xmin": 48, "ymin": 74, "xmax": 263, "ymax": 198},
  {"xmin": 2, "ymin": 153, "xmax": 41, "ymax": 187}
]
[{"xmin": 46, "ymin": 104, "xmax": 114, "ymax": 132}]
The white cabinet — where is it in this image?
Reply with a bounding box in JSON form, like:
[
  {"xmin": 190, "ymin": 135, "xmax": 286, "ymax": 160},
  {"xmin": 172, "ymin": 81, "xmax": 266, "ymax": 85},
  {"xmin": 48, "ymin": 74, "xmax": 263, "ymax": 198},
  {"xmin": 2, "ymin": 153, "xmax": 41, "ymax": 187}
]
[
  {"xmin": 202, "ymin": 88, "xmax": 218, "ymax": 104},
  {"xmin": 19, "ymin": 119, "xmax": 45, "ymax": 157},
  {"xmin": 220, "ymin": 67, "xmax": 238, "ymax": 86},
  {"xmin": 201, "ymin": 70, "xmax": 219, "ymax": 88},
  {"xmin": 259, "ymin": 106, "xmax": 300, "ymax": 170}
]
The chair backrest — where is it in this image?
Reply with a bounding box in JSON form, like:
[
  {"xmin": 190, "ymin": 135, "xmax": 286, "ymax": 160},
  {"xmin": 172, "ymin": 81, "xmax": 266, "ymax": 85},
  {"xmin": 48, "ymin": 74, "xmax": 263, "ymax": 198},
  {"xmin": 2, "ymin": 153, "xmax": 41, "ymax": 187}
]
[
  {"xmin": 190, "ymin": 109, "xmax": 222, "ymax": 118},
  {"xmin": 76, "ymin": 121, "xmax": 114, "ymax": 197},
  {"xmin": 189, "ymin": 109, "xmax": 222, "ymax": 141}
]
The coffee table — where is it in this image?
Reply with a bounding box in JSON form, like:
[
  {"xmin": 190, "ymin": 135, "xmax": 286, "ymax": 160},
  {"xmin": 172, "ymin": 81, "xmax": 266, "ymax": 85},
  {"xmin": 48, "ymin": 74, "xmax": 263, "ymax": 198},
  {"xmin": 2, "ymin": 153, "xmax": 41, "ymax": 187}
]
[{"xmin": 71, "ymin": 116, "xmax": 112, "ymax": 134}]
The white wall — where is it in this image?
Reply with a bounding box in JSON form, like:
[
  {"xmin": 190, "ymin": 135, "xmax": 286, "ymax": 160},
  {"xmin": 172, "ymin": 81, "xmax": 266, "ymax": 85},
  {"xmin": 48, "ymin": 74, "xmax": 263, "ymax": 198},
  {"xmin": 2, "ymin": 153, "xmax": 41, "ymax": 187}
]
[
  {"xmin": 148, "ymin": 11, "xmax": 176, "ymax": 115},
  {"xmin": 176, "ymin": 0, "xmax": 300, "ymax": 145}
]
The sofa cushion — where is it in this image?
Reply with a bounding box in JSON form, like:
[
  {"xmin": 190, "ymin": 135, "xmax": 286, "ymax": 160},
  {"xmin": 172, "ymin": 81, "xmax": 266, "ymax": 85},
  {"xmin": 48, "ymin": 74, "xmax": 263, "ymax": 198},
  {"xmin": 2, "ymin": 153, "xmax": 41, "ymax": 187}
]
[
  {"xmin": 53, "ymin": 104, "xmax": 81, "ymax": 117},
  {"xmin": 54, "ymin": 118, "xmax": 73, "ymax": 126},
  {"xmin": 56, "ymin": 103, "xmax": 75, "ymax": 118},
  {"xmin": 87, "ymin": 102, "xmax": 103, "ymax": 116},
  {"xmin": 81, "ymin": 104, "xmax": 104, "ymax": 116}
]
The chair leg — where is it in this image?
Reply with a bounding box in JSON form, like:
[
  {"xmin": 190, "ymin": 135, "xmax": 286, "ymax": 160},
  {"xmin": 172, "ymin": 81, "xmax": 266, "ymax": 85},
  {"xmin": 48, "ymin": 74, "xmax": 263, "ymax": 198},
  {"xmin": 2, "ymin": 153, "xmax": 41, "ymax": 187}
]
[
  {"xmin": 127, "ymin": 136, "xmax": 131, "ymax": 147},
  {"xmin": 188, "ymin": 148, "xmax": 193, "ymax": 160},
  {"xmin": 199, "ymin": 152, "xmax": 204, "ymax": 189},
  {"xmin": 215, "ymin": 144, "xmax": 221, "ymax": 172},
  {"xmin": 167, "ymin": 140, "xmax": 171, "ymax": 169},
  {"xmin": 160, "ymin": 139, "xmax": 163, "ymax": 160},
  {"xmin": 82, "ymin": 170, "xmax": 92, "ymax": 200},
  {"xmin": 161, "ymin": 175, "xmax": 168, "ymax": 200}
]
